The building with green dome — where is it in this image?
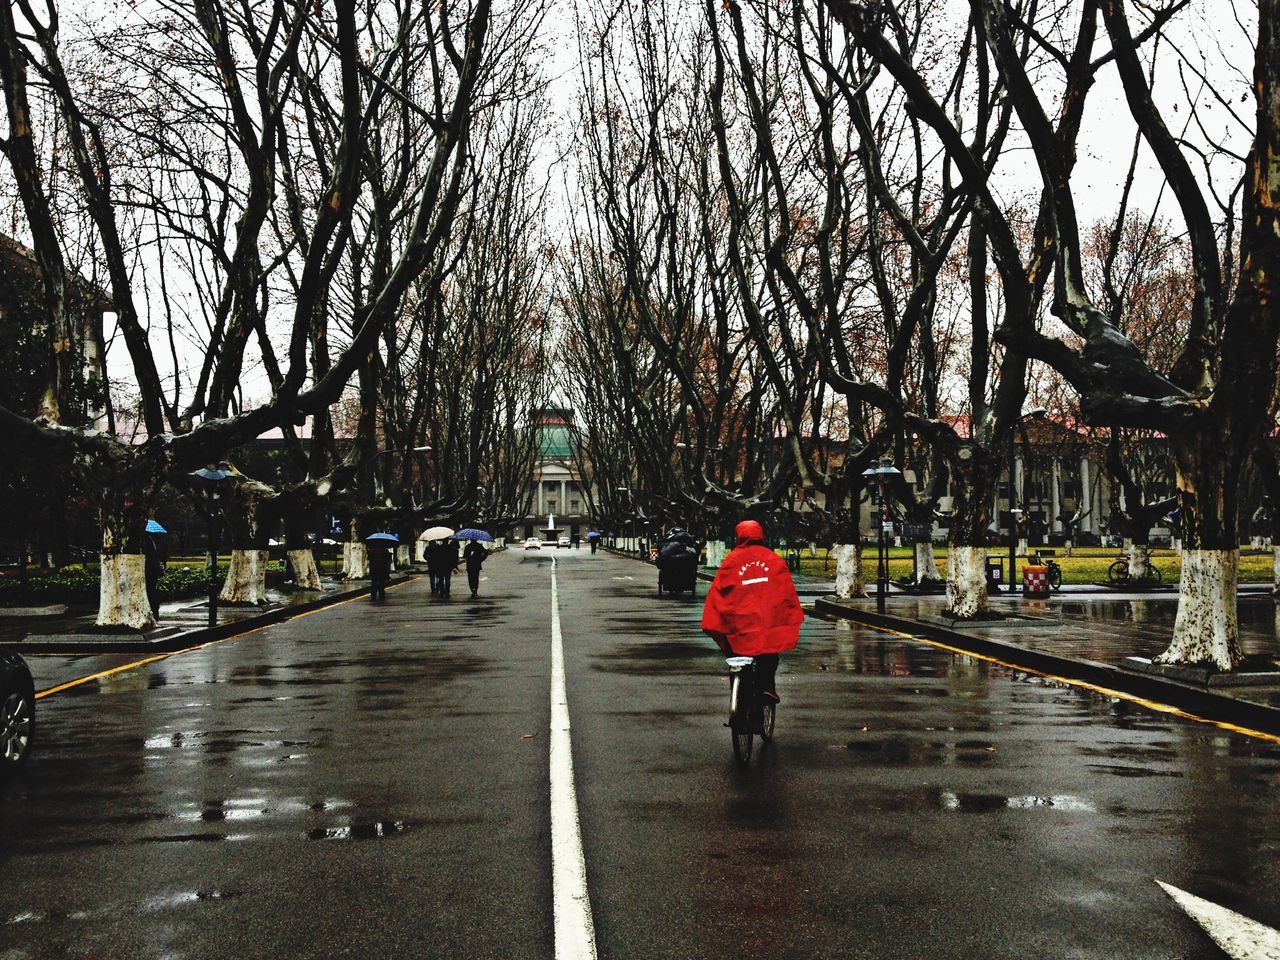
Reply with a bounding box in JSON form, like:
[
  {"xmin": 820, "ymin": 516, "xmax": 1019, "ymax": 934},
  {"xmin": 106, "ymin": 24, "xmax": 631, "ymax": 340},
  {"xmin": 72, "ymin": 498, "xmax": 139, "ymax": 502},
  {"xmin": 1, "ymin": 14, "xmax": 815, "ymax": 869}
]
[{"xmin": 513, "ymin": 407, "xmax": 591, "ymax": 543}]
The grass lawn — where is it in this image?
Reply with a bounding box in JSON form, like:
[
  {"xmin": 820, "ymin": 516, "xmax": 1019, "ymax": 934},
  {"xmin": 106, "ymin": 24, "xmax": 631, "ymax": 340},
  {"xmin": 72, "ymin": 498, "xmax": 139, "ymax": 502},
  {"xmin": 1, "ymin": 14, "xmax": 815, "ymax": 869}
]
[{"xmin": 793, "ymin": 546, "xmax": 1276, "ymax": 586}]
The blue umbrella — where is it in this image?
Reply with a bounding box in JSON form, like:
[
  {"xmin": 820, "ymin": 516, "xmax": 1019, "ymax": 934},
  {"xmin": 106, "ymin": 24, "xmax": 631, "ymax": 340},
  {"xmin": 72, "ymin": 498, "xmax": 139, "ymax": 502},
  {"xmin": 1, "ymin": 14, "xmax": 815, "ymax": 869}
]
[
  {"xmin": 145, "ymin": 519, "xmax": 168, "ymax": 534},
  {"xmin": 452, "ymin": 528, "xmax": 495, "ymax": 542},
  {"xmin": 587, "ymin": 530, "xmax": 600, "ymax": 538},
  {"xmin": 365, "ymin": 532, "xmax": 400, "ymax": 543}
]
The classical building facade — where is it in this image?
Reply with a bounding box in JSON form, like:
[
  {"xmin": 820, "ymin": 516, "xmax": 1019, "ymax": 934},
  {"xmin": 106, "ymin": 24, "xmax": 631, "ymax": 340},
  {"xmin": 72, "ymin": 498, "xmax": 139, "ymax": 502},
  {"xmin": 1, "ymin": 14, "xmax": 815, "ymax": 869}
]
[{"xmin": 512, "ymin": 407, "xmax": 591, "ymax": 543}]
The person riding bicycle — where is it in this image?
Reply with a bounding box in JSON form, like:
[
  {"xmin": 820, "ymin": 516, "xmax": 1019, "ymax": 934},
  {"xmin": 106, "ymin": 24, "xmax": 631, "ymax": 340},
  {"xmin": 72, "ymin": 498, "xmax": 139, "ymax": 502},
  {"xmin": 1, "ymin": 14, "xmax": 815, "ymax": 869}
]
[{"xmin": 701, "ymin": 520, "xmax": 804, "ymax": 719}]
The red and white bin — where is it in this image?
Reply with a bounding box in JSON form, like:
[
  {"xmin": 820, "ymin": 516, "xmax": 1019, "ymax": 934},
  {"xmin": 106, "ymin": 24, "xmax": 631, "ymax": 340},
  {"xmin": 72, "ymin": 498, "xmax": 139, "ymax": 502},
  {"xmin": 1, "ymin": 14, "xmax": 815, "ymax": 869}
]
[{"xmin": 1022, "ymin": 564, "xmax": 1050, "ymax": 598}]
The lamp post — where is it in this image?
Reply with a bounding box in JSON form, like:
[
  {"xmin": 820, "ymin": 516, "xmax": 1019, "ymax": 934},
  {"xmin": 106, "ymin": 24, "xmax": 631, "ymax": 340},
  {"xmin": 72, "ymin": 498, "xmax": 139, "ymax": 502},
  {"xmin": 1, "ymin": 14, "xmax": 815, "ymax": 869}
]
[
  {"xmin": 1008, "ymin": 408, "xmax": 1046, "ymax": 594},
  {"xmin": 862, "ymin": 458, "xmax": 902, "ymax": 613},
  {"xmin": 189, "ymin": 463, "xmax": 234, "ymax": 627}
]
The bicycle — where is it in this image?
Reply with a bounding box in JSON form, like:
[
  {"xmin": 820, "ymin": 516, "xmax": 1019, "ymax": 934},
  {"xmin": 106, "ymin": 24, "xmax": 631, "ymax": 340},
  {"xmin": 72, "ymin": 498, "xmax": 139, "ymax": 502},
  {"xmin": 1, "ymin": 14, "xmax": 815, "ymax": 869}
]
[
  {"xmin": 726, "ymin": 656, "xmax": 775, "ymax": 763},
  {"xmin": 1027, "ymin": 550, "xmax": 1063, "ymax": 591},
  {"xmin": 1107, "ymin": 555, "xmax": 1163, "ymax": 585}
]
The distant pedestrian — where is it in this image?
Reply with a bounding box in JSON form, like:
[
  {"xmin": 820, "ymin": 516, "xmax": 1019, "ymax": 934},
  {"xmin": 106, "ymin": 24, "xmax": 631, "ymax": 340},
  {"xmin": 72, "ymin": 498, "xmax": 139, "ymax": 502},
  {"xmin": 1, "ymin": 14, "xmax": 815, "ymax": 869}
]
[
  {"xmin": 463, "ymin": 540, "xmax": 487, "ymax": 597},
  {"xmin": 143, "ymin": 532, "xmax": 168, "ymax": 620},
  {"xmin": 368, "ymin": 544, "xmax": 391, "ymax": 601},
  {"xmin": 589, "ymin": 536, "xmax": 598, "ymax": 555},
  {"xmin": 441, "ymin": 538, "xmax": 460, "ymax": 598},
  {"xmin": 427, "ymin": 540, "xmax": 447, "ymax": 595}
]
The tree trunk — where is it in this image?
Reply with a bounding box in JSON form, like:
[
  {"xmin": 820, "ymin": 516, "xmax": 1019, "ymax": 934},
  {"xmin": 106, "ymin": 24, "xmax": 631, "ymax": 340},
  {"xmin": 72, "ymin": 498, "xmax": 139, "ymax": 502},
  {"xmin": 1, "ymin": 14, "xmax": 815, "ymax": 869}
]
[
  {"xmin": 832, "ymin": 542, "xmax": 865, "ymax": 599},
  {"xmin": 288, "ymin": 548, "xmax": 323, "ymax": 590},
  {"xmin": 96, "ymin": 497, "xmax": 154, "ymax": 629},
  {"xmin": 914, "ymin": 542, "xmax": 943, "ymax": 581},
  {"xmin": 344, "ymin": 542, "xmax": 368, "ymax": 580},
  {"xmin": 1273, "ymin": 545, "xmax": 1280, "ymax": 596},
  {"xmin": 96, "ymin": 553, "xmax": 154, "ymax": 630},
  {"xmin": 946, "ymin": 546, "xmax": 990, "ymax": 619},
  {"xmin": 395, "ymin": 544, "xmax": 411, "ymax": 568},
  {"xmin": 944, "ymin": 468, "xmax": 995, "ymax": 619},
  {"xmin": 1156, "ymin": 444, "xmax": 1244, "ymax": 669},
  {"xmin": 220, "ymin": 548, "xmax": 270, "ymax": 604},
  {"xmin": 1127, "ymin": 541, "xmax": 1150, "ymax": 580},
  {"xmin": 1157, "ymin": 549, "xmax": 1241, "ymax": 671}
]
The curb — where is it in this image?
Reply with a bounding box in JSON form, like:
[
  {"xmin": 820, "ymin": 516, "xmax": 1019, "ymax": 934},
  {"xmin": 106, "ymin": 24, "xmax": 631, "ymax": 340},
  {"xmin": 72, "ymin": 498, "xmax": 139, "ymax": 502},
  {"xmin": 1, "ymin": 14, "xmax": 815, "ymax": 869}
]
[
  {"xmin": 14, "ymin": 573, "xmax": 420, "ymax": 655},
  {"xmin": 813, "ymin": 596, "xmax": 1280, "ymax": 738}
]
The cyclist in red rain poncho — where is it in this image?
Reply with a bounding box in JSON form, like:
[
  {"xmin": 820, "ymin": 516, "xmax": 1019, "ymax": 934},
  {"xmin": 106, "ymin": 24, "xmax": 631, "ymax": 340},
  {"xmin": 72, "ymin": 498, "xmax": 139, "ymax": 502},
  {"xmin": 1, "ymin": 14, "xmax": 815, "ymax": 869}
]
[{"xmin": 701, "ymin": 519, "xmax": 804, "ymax": 704}]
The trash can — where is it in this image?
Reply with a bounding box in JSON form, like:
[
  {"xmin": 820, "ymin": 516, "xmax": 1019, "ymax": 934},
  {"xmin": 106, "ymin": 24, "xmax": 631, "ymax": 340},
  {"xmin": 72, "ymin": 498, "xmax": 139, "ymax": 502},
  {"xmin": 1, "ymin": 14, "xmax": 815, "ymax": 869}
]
[
  {"xmin": 1022, "ymin": 563, "xmax": 1050, "ymax": 598},
  {"xmin": 985, "ymin": 556, "xmax": 1004, "ymax": 592}
]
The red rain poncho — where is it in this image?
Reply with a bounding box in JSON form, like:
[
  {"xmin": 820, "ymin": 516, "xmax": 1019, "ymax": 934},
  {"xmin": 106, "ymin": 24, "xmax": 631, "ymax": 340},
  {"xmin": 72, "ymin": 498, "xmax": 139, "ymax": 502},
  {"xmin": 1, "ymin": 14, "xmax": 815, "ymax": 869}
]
[{"xmin": 700, "ymin": 521, "xmax": 804, "ymax": 656}]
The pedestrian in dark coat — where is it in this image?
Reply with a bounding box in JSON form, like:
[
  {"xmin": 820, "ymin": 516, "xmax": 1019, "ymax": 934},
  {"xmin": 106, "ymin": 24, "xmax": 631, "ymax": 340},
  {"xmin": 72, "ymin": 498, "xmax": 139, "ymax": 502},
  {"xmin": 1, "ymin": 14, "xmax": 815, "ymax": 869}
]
[
  {"xmin": 143, "ymin": 533, "xmax": 168, "ymax": 620},
  {"xmin": 441, "ymin": 539, "xmax": 460, "ymax": 598},
  {"xmin": 463, "ymin": 540, "xmax": 487, "ymax": 597},
  {"xmin": 368, "ymin": 544, "xmax": 392, "ymax": 601}
]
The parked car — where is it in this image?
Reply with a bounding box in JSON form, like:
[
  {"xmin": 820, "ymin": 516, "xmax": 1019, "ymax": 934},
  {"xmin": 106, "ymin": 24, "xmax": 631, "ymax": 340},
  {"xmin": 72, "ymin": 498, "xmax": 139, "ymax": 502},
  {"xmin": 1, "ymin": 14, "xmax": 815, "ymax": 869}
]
[
  {"xmin": 0, "ymin": 649, "xmax": 34, "ymax": 777},
  {"xmin": 524, "ymin": 537, "xmax": 541, "ymax": 550},
  {"xmin": 557, "ymin": 536, "xmax": 571, "ymax": 548}
]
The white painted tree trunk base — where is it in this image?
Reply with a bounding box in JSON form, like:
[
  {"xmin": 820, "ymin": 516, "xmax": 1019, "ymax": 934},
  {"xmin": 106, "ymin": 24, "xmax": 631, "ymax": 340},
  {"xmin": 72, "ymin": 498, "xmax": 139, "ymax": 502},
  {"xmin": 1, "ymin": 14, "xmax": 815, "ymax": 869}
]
[
  {"xmin": 344, "ymin": 543, "xmax": 368, "ymax": 581},
  {"xmin": 395, "ymin": 545, "xmax": 411, "ymax": 568},
  {"xmin": 288, "ymin": 549, "xmax": 323, "ymax": 591},
  {"xmin": 833, "ymin": 543, "xmax": 866, "ymax": 599},
  {"xmin": 946, "ymin": 546, "xmax": 990, "ymax": 619},
  {"xmin": 914, "ymin": 542, "xmax": 943, "ymax": 582},
  {"xmin": 220, "ymin": 549, "xmax": 270, "ymax": 605},
  {"xmin": 1156, "ymin": 549, "xmax": 1242, "ymax": 671},
  {"xmin": 1272, "ymin": 546, "xmax": 1280, "ymax": 595},
  {"xmin": 1128, "ymin": 542, "xmax": 1151, "ymax": 580},
  {"xmin": 97, "ymin": 553, "xmax": 155, "ymax": 630}
]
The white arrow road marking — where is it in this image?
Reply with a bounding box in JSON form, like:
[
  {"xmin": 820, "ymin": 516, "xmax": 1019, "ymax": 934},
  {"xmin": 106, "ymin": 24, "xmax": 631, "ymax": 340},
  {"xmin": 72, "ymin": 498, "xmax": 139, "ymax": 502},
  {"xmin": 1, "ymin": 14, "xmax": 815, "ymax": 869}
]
[
  {"xmin": 1158, "ymin": 880, "xmax": 1280, "ymax": 959},
  {"xmin": 611, "ymin": 576, "xmax": 634, "ymax": 580},
  {"xmin": 550, "ymin": 557, "xmax": 597, "ymax": 960}
]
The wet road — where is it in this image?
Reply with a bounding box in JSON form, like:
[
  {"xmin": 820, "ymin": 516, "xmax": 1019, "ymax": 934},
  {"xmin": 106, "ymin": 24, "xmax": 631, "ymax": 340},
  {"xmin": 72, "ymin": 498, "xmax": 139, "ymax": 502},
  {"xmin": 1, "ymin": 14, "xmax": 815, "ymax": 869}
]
[{"xmin": 3, "ymin": 549, "xmax": 1279, "ymax": 959}]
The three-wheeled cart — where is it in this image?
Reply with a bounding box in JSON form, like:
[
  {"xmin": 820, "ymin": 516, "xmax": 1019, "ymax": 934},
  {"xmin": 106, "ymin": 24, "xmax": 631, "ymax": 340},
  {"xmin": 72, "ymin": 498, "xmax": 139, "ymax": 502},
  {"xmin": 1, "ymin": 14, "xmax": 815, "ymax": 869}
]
[{"xmin": 656, "ymin": 542, "xmax": 699, "ymax": 597}]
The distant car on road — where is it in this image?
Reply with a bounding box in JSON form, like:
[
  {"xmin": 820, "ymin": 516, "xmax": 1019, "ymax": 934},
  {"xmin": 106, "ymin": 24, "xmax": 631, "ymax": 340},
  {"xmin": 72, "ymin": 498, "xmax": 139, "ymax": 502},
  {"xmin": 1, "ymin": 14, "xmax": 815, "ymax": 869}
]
[
  {"xmin": 557, "ymin": 536, "xmax": 571, "ymax": 548},
  {"xmin": 524, "ymin": 537, "xmax": 541, "ymax": 550},
  {"xmin": 0, "ymin": 649, "xmax": 34, "ymax": 777}
]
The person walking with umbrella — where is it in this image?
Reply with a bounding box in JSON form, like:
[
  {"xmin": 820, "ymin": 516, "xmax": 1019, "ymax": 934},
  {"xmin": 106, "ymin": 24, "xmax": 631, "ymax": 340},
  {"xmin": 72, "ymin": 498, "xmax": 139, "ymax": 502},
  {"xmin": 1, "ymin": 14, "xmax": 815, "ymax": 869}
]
[
  {"xmin": 144, "ymin": 520, "xmax": 168, "ymax": 620},
  {"xmin": 421, "ymin": 526, "xmax": 454, "ymax": 595},
  {"xmin": 366, "ymin": 533, "xmax": 397, "ymax": 601},
  {"xmin": 455, "ymin": 528, "xmax": 495, "ymax": 597}
]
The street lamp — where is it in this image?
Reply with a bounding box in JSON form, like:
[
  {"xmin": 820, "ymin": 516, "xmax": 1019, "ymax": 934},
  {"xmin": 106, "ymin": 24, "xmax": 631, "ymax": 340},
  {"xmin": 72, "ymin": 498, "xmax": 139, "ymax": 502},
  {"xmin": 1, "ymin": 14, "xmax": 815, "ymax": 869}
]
[
  {"xmin": 862, "ymin": 457, "xmax": 901, "ymax": 614},
  {"xmin": 1008, "ymin": 407, "xmax": 1047, "ymax": 594},
  {"xmin": 189, "ymin": 463, "xmax": 234, "ymax": 628}
]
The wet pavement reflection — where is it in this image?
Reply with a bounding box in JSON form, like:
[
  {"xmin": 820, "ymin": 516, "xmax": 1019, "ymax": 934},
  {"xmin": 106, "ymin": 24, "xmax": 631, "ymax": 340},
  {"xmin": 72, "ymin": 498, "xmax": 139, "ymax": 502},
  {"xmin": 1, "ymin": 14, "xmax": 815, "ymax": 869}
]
[{"xmin": 3, "ymin": 550, "xmax": 1279, "ymax": 959}]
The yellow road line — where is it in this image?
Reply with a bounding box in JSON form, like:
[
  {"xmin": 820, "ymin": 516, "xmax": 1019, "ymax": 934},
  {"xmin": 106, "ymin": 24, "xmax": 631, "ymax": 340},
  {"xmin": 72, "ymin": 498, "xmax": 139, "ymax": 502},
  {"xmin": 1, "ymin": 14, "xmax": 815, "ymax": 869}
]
[
  {"xmin": 35, "ymin": 576, "xmax": 419, "ymax": 700},
  {"xmin": 859, "ymin": 619, "xmax": 1280, "ymax": 746}
]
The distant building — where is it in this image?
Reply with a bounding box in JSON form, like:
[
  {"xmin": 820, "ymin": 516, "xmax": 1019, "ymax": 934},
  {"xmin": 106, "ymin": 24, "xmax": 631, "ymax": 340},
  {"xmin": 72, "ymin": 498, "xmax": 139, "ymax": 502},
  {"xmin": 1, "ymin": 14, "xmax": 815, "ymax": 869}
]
[
  {"xmin": 514, "ymin": 407, "xmax": 590, "ymax": 543},
  {"xmin": 0, "ymin": 233, "xmax": 111, "ymax": 430}
]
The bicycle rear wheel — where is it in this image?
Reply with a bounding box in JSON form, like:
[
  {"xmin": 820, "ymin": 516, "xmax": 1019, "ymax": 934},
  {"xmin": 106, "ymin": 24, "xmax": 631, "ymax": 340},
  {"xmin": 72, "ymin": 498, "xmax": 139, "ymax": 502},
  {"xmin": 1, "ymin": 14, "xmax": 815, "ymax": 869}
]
[
  {"xmin": 729, "ymin": 672, "xmax": 754, "ymax": 762},
  {"xmin": 1048, "ymin": 565, "xmax": 1062, "ymax": 591},
  {"xmin": 1107, "ymin": 559, "xmax": 1129, "ymax": 585},
  {"xmin": 759, "ymin": 702, "xmax": 775, "ymax": 742}
]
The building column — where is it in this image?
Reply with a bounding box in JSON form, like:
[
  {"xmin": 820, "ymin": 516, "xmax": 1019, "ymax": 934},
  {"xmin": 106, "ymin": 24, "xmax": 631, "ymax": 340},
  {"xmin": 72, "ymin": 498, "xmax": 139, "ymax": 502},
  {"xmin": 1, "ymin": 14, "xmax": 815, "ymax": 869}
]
[
  {"xmin": 1079, "ymin": 457, "xmax": 1092, "ymax": 533},
  {"xmin": 1051, "ymin": 460, "xmax": 1062, "ymax": 533}
]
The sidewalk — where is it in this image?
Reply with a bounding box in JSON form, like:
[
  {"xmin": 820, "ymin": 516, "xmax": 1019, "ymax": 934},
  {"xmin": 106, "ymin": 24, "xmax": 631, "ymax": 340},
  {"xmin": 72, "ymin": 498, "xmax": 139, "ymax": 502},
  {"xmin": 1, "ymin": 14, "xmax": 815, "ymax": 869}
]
[
  {"xmin": 1, "ymin": 570, "xmax": 421, "ymax": 654},
  {"xmin": 815, "ymin": 590, "xmax": 1280, "ymax": 737}
]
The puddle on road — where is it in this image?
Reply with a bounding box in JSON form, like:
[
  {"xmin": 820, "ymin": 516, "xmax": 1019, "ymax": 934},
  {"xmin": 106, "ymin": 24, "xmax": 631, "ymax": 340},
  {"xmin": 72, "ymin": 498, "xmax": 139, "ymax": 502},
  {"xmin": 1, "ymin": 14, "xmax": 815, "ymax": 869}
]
[
  {"xmin": 306, "ymin": 820, "xmax": 413, "ymax": 841},
  {"xmin": 940, "ymin": 791, "xmax": 1097, "ymax": 813}
]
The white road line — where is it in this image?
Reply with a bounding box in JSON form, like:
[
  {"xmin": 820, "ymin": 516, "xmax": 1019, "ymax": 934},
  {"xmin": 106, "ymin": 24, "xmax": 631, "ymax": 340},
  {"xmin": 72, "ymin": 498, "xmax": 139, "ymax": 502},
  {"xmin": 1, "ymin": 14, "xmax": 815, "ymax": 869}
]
[
  {"xmin": 550, "ymin": 557, "xmax": 598, "ymax": 960},
  {"xmin": 1158, "ymin": 880, "xmax": 1280, "ymax": 959}
]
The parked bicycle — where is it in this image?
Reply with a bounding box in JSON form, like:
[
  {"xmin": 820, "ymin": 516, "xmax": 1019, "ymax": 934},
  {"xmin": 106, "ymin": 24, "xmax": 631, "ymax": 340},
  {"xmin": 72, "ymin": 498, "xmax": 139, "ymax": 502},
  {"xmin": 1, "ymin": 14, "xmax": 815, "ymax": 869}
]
[
  {"xmin": 1027, "ymin": 550, "xmax": 1063, "ymax": 591},
  {"xmin": 1107, "ymin": 555, "xmax": 1163, "ymax": 585},
  {"xmin": 726, "ymin": 656, "xmax": 774, "ymax": 763}
]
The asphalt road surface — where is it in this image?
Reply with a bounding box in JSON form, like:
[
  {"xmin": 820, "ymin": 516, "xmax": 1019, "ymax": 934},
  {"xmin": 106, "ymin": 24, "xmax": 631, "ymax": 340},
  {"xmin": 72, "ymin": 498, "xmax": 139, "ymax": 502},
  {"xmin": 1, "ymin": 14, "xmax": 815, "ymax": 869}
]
[{"xmin": 3, "ymin": 547, "xmax": 1279, "ymax": 959}]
